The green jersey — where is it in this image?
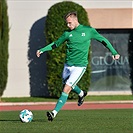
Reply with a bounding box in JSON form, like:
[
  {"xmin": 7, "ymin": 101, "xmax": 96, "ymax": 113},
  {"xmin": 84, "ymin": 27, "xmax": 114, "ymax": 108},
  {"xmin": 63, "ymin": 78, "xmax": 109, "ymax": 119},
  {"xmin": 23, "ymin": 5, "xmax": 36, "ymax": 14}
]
[{"xmin": 39, "ymin": 24, "xmax": 118, "ymax": 67}]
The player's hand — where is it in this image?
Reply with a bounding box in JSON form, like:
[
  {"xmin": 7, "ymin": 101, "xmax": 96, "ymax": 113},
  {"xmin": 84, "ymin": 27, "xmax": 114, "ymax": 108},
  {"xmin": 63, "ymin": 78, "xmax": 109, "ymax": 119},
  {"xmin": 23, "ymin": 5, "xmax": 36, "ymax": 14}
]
[
  {"xmin": 36, "ymin": 50, "xmax": 42, "ymax": 57},
  {"xmin": 112, "ymin": 54, "xmax": 120, "ymax": 60}
]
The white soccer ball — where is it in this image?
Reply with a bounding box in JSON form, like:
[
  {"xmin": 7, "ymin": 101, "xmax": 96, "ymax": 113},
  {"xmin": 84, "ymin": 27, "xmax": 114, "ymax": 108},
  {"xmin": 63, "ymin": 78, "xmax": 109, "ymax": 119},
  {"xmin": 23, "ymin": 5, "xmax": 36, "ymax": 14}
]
[{"xmin": 19, "ymin": 109, "xmax": 33, "ymax": 123}]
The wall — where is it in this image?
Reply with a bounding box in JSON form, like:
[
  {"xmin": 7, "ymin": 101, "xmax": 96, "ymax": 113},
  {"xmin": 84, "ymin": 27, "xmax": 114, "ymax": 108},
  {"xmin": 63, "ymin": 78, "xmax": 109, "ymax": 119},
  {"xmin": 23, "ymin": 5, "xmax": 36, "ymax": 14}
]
[
  {"xmin": 2, "ymin": 0, "xmax": 132, "ymax": 97},
  {"xmin": 86, "ymin": 8, "xmax": 133, "ymax": 29}
]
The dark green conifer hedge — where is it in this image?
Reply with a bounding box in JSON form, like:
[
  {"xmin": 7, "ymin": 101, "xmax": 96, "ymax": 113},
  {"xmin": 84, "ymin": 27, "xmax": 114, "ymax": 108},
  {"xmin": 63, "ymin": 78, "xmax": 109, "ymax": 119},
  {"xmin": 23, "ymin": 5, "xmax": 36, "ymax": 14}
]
[{"xmin": 0, "ymin": 0, "xmax": 9, "ymax": 97}]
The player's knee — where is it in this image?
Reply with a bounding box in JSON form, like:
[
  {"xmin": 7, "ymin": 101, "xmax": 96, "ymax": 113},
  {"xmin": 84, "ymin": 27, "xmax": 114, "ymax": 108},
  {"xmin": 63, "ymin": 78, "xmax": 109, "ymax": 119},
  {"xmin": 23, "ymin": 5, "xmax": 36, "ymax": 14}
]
[{"xmin": 63, "ymin": 84, "xmax": 72, "ymax": 94}]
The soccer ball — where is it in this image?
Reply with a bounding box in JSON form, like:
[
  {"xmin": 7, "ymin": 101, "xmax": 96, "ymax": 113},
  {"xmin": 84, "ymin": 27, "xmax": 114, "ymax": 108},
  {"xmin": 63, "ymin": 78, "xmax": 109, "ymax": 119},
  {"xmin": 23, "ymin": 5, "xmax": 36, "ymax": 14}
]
[{"xmin": 19, "ymin": 109, "xmax": 33, "ymax": 123}]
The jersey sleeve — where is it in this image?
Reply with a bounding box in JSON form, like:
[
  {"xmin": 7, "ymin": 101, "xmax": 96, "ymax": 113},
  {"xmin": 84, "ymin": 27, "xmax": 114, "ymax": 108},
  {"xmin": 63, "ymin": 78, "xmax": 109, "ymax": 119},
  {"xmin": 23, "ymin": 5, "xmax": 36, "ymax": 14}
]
[
  {"xmin": 39, "ymin": 32, "xmax": 67, "ymax": 53},
  {"xmin": 39, "ymin": 42, "xmax": 55, "ymax": 53},
  {"xmin": 54, "ymin": 31, "xmax": 68, "ymax": 47},
  {"xmin": 91, "ymin": 28, "xmax": 118, "ymax": 55}
]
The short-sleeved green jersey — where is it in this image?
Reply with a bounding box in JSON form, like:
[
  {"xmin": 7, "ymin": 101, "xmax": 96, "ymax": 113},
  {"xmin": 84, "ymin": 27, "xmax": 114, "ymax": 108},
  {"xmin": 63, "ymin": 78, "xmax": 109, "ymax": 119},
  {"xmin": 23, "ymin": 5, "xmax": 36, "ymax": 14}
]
[{"xmin": 40, "ymin": 24, "xmax": 118, "ymax": 67}]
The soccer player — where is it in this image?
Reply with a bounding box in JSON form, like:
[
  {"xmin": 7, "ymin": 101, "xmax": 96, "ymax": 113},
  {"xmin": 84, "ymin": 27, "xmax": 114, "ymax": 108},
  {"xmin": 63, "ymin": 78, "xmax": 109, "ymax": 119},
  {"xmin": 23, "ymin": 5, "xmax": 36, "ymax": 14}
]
[{"xmin": 36, "ymin": 11, "xmax": 120, "ymax": 121}]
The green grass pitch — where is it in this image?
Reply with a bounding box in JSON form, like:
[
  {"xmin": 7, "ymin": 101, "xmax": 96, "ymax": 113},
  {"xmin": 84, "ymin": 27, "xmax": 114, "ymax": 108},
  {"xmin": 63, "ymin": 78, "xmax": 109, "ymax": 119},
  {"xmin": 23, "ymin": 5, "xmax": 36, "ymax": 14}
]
[{"xmin": 0, "ymin": 109, "xmax": 132, "ymax": 133}]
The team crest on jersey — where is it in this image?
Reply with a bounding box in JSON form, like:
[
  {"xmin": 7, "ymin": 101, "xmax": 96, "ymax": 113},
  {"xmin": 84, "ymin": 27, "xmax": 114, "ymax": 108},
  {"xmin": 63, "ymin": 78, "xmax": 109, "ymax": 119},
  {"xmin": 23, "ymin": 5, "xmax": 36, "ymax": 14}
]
[{"xmin": 82, "ymin": 33, "xmax": 85, "ymax": 36}]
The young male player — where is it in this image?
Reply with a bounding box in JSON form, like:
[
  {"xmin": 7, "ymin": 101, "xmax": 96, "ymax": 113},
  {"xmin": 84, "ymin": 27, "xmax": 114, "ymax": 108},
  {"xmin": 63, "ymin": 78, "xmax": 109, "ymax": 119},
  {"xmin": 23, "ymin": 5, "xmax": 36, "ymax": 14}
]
[{"xmin": 36, "ymin": 11, "xmax": 120, "ymax": 121}]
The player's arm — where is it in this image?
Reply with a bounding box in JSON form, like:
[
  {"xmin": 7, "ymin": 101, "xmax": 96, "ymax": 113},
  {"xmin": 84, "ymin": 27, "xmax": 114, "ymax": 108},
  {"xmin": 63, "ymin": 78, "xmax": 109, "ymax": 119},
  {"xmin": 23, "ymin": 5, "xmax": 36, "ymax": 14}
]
[
  {"xmin": 36, "ymin": 42, "xmax": 56, "ymax": 57},
  {"xmin": 91, "ymin": 28, "xmax": 120, "ymax": 60},
  {"xmin": 36, "ymin": 32, "xmax": 67, "ymax": 57}
]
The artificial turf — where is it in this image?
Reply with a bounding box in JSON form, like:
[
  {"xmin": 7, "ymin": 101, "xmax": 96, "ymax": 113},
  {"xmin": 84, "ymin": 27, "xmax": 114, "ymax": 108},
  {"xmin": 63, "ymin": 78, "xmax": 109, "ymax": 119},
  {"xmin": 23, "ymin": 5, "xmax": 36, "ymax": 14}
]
[{"xmin": 0, "ymin": 109, "xmax": 132, "ymax": 133}]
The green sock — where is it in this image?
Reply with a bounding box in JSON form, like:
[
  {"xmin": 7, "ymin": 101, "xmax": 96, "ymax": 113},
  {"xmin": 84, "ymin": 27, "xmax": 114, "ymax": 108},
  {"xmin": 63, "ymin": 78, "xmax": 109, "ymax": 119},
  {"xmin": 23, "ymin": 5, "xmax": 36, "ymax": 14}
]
[
  {"xmin": 72, "ymin": 85, "xmax": 81, "ymax": 94},
  {"xmin": 54, "ymin": 92, "xmax": 68, "ymax": 112}
]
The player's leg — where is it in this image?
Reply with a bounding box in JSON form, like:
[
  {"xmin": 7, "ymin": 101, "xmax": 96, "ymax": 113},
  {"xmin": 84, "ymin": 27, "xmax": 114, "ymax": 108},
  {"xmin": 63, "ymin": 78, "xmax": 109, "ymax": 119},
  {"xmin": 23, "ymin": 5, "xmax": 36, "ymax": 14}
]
[
  {"xmin": 52, "ymin": 66, "xmax": 87, "ymax": 117},
  {"xmin": 69, "ymin": 67, "xmax": 87, "ymax": 106},
  {"xmin": 72, "ymin": 85, "xmax": 87, "ymax": 106},
  {"xmin": 47, "ymin": 64, "xmax": 71, "ymax": 121},
  {"xmin": 47, "ymin": 84, "xmax": 71, "ymax": 121},
  {"xmin": 72, "ymin": 85, "xmax": 83, "ymax": 96},
  {"xmin": 46, "ymin": 65, "xmax": 87, "ymax": 121}
]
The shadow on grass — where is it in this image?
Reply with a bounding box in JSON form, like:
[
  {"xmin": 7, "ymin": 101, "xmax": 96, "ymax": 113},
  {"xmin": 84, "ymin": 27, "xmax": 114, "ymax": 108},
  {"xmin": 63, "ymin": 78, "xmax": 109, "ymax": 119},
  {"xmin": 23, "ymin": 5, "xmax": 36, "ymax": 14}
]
[
  {"xmin": 0, "ymin": 119, "xmax": 20, "ymax": 122},
  {"xmin": 0, "ymin": 119, "xmax": 47, "ymax": 122}
]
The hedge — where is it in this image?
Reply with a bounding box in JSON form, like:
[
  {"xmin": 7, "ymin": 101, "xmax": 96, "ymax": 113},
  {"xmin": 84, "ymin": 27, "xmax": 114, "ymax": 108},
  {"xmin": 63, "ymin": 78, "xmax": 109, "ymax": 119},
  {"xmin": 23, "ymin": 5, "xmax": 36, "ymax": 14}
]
[{"xmin": 0, "ymin": 0, "xmax": 9, "ymax": 97}]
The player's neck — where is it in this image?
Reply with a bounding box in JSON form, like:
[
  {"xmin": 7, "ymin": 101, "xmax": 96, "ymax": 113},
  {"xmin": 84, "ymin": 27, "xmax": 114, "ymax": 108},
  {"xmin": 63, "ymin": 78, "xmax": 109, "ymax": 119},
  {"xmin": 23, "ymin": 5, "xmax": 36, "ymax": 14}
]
[{"xmin": 75, "ymin": 23, "xmax": 80, "ymax": 28}]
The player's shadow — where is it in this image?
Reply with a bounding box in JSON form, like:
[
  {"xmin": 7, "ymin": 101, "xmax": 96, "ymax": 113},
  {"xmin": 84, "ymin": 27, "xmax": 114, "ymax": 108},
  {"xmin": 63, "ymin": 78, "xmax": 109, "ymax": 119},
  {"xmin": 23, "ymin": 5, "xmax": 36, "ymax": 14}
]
[
  {"xmin": 28, "ymin": 16, "xmax": 49, "ymax": 97},
  {"xmin": 0, "ymin": 119, "xmax": 20, "ymax": 122}
]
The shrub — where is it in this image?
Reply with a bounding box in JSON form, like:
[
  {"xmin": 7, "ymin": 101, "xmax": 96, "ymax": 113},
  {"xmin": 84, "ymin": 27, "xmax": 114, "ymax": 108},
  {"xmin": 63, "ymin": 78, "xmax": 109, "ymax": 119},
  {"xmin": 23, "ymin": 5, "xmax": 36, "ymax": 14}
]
[
  {"xmin": 45, "ymin": 1, "xmax": 91, "ymax": 98},
  {"xmin": 0, "ymin": 0, "xmax": 9, "ymax": 97}
]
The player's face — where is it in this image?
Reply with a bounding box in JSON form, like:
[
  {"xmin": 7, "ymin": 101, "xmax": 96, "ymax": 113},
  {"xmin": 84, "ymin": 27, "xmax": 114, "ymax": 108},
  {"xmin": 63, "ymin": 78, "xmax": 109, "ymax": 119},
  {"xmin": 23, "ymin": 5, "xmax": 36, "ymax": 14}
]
[{"xmin": 66, "ymin": 16, "xmax": 77, "ymax": 30}]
